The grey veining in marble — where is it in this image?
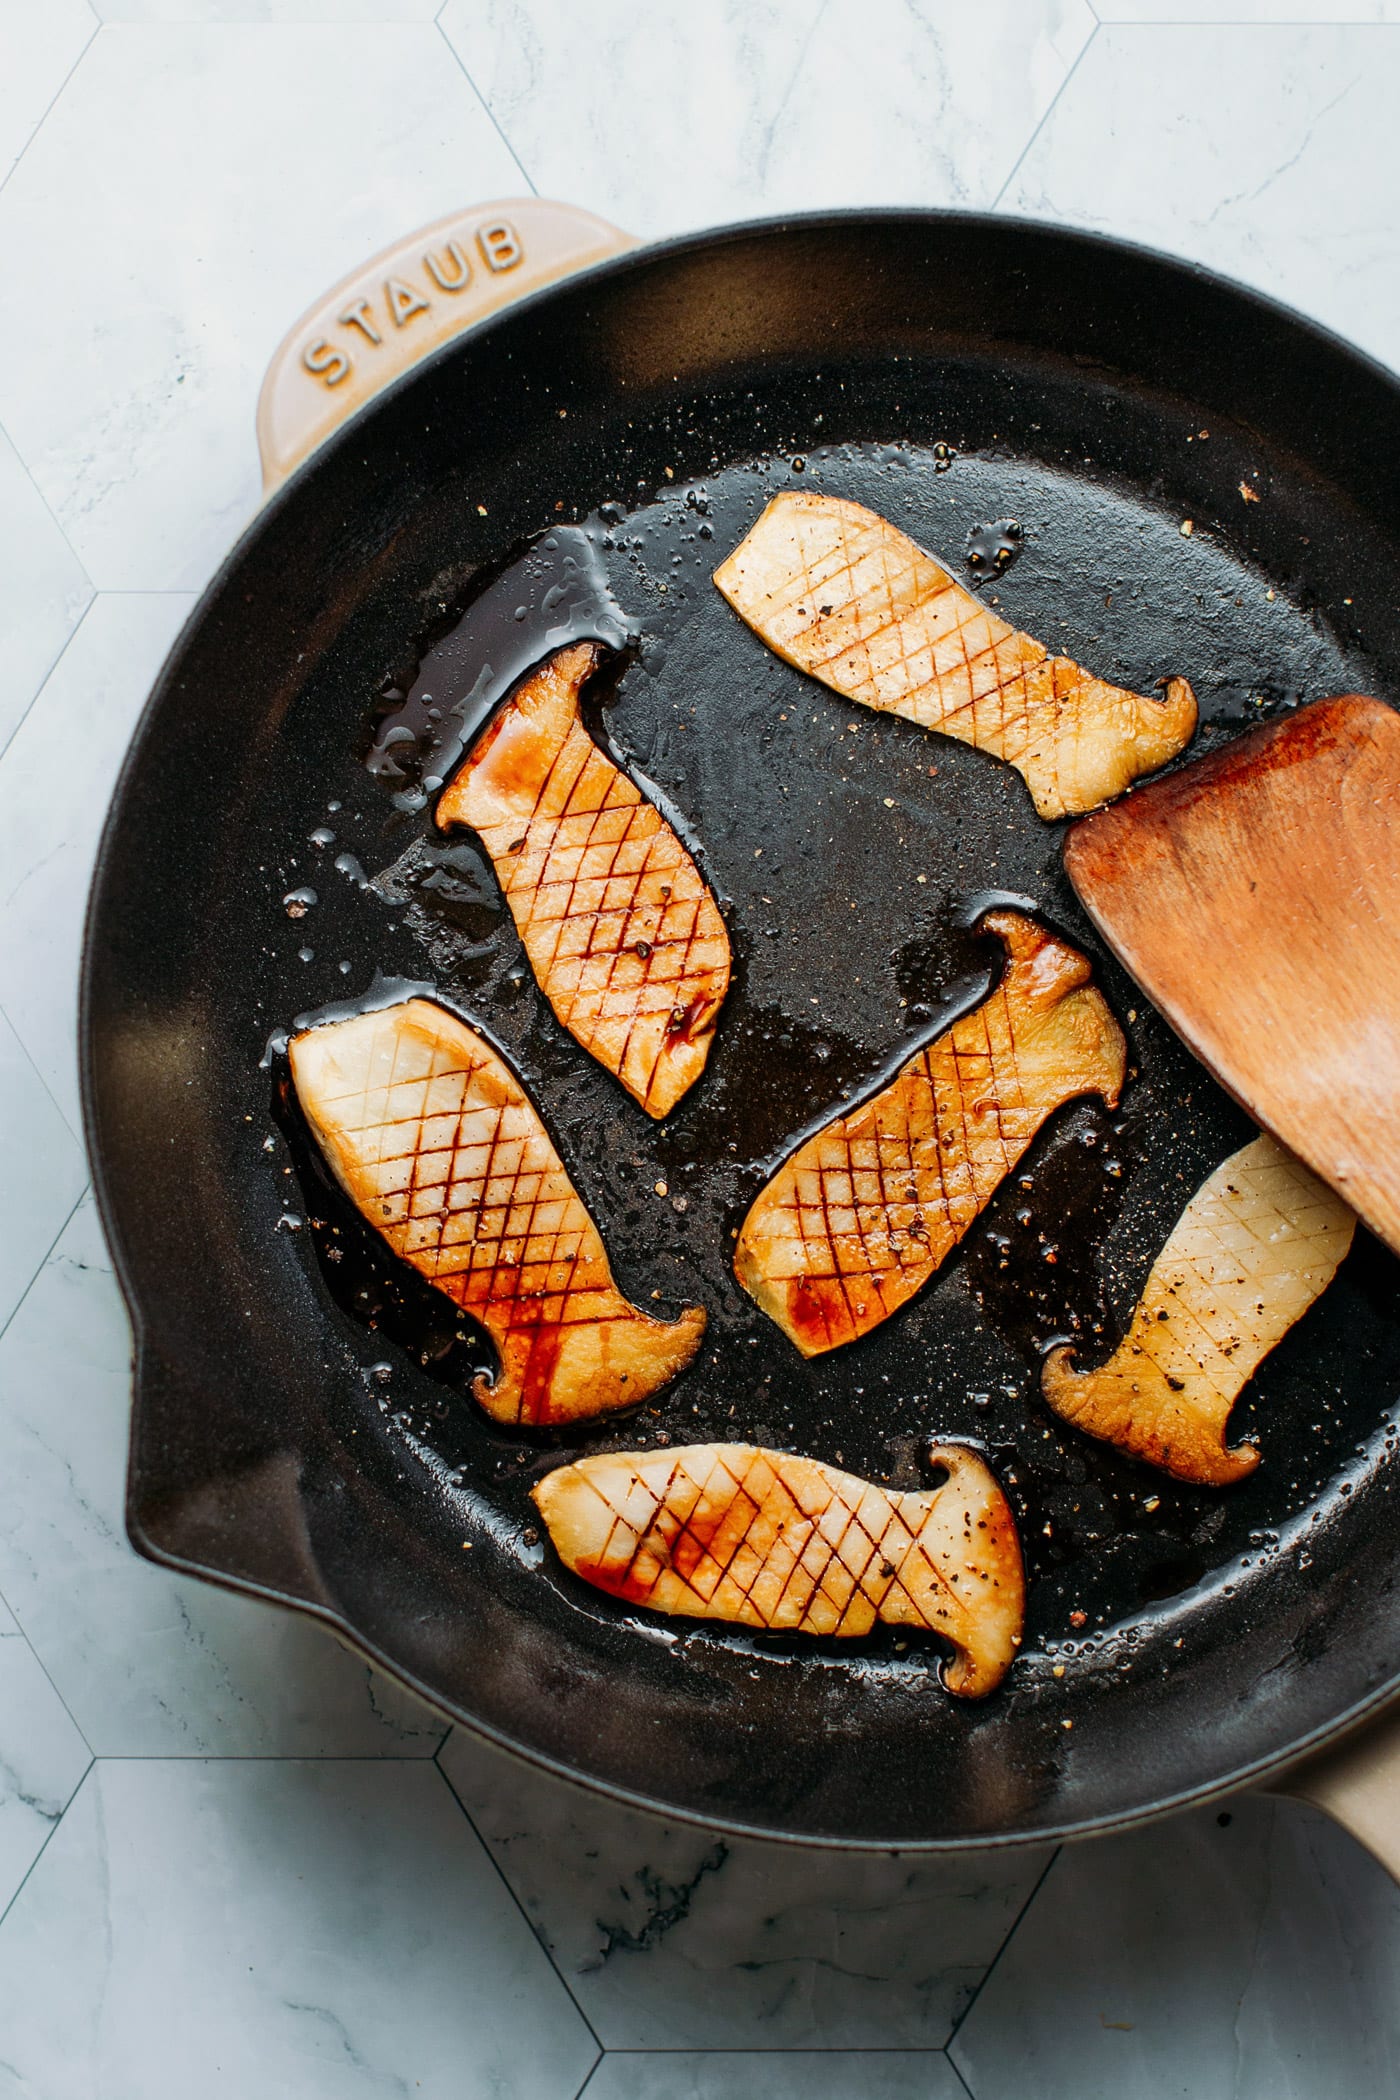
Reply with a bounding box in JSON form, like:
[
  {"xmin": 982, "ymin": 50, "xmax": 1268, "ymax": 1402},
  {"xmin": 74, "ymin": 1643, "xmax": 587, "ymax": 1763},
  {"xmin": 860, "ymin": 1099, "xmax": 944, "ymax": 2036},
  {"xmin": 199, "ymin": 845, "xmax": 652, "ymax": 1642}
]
[
  {"xmin": 441, "ymin": 0, "xmax": 1095, "ymax": 236},
  {"xmin": 0, "ymin": 22, "xmax": 525, "ymax": 592},
  {"xmin": 98, "ymin": 1, "xmax": 443, "ymax": 18},
  {"xmin": 0, "ymin": 426, "xmax": 91, "ymax": 763},
  {"xmin": 0, "ymin": 0, "xmax": 94, "ymax": 185},
  {"xmin": 1005, "ymin": 21, "xmax": 1400, "ymax": 378},
  {"xmin": 0, "ymin": 1759, "xmax": 598, "ymax": 2099},
  {"xmin": 0, "ymin": 1640, "xmax": 90, "ymax": 1916},
  {"xmin": 585, "ymin": 2051, "xmax": 968, "ymax": 2100},
  {"xmin": 439, "ymin": 1727, "xmax": 1050, "ymax": 2051},
  {"xmin": 0, "ymin": 1009, "xmax": 84, "ymax": 1336},
  {"xmin": 0, "ymin": 1199, "xmax": 447, "ymax": 1757},
  {"xmin": 1100, "ymin": 2, "xmax": 1400, "ymax": 18},
  {"xmin": 952, "ymin": 1796, "xmax": 1400, "ymax": 2099},
  {"xmin": 0, "ymin": 592, "xmax": 193, "ymax": 1131}
]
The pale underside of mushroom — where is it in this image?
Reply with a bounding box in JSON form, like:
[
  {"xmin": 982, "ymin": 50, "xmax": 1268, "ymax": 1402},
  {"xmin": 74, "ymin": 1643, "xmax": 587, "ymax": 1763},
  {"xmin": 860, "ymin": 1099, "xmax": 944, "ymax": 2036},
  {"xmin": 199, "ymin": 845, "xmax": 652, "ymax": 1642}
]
[
  {"xmin": 713, "ymin": 491, "xmax": 1197, "ymax": 819},
  {"xmin": 435, "ymin": 640, "xmax": 730, "ymax": 1119},
  {"xmin": 534, "ymin": 1440, "xmax": 1025, "ymax": 1696},
  {"xmin": 735, "ymin": 909, "xmax": 1127, "ymax": 1356},
  {"xmin": 289, "ymin": 998, "xmax": 705, "ymax": 1426},
  {"xmin": 1042, "ymin": 1132, "xmax": 1356, "ymax": 1484}
]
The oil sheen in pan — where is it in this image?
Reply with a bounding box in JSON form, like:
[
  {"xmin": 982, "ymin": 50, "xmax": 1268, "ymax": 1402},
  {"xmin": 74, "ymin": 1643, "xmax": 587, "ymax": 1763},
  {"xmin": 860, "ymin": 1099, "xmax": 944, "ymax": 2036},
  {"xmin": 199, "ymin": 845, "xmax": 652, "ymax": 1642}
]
[{"xmin": 268, "ymin": 436, "xmax": 1400, "ymax": 1675}]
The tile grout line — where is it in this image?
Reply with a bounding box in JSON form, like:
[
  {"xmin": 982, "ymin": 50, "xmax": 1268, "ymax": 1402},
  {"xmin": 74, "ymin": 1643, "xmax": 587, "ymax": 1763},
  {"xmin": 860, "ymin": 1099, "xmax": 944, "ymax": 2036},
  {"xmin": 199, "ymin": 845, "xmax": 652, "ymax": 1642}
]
[
  {"xmin": 0, "ymin": 412, "xmax": 96, "ymax": 594},
  {"xmin": 0, "ymin": 1180, "xmax": 88, "ymax": 1362},
  {"xmin": 588, "ymin": 2046, "xmax": 962, "ymax": 2056},
  {"xmin": 0, "ymin": 588, "xmax": 202, "ymax": 785},
  {"xmin": 0, "ymin": 996, "xmax": 87, "ymax": 1152},
  {"xmin": 0, "ymin": 1174, "xmax": 104, "ymax": 1764},
  {"xmin": 572, "ymin": 2051, "xmax": 605, "ymax": 2100},
  {"xmin": 946, "ymin": 2048, "xmax": 978, "ymax": 2098},
  {"xmin": 945, "ymin": 1843, "xmax": 1064, "ymax": 2057},
  {"xmin": 434, "ymin": 16, "xmax": 539, "ymax": 197},
  {"xmin": 0, "ymin": 592, "xmax": 97, "ymax": 778},
  {"xmin": 1089, "ymin": 17, "xmax": 1400, "ymax": 26},
  {"xmin": 0, "ymin": 13, "xmax": 101, "ymax": 208},
  {"xmin": 433, "ymin": 1739, "xmax": 608, "ymax": 2056},
  {"xmin": 0, "ymin": 1753, "xmax": 95, "ymax": 1940},
  {"xmin": 751, "ymin": 0, "xmax": 832, "ymax": 190},
  {"xmin": 990, "ymin": 21, "xmax": 1098, "ymax": 212}
]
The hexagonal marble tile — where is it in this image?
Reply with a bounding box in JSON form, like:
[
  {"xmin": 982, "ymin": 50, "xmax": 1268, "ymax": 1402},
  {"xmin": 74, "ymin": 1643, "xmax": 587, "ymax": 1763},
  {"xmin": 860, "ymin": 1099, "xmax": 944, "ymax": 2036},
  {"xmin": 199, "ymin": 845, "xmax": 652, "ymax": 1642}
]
[
  {"xmin": 1004, "ymin": 22, "xmax": 1400, "ymax": 378},
  {"xmin": 586, "ymin": 2052, "xmax": 968, "ymax": 2100},
  {"xmin": 98, "ymin": 2, "xmax": 441, "ymax": 18},
  {"xmin": 0, "ymin": 424, "xmax": 92, "ymax": 761},
  {"xmin": 0, "ymin": 0, "xmax": 94, "ymax": 185},
  {"xmin": 0, "ymin": 1006, "xmax": 85, "ymax": 1335},
  {"xmin": 440, "ymin": 0, "xmax": 1096, "ymax": 238},
  {"xmin": 0, "ymin": 590, "xmax": 193, "ymax": 1131},
  {"xmin": 0, "ymin": 22, "xmax": 527, "ymax": 592},
  {"xmin": 951, "ymin": 1795, "xmax": 1400, "ymax": 2099},
  {"xmin": 439, "ymin": 1728, "xmax": 1052, "ymax": 2051},
  {"xmin": 0, "ymin": 1759, "xmax": 599, "ymax": 2099},
  {"xmin": 0, "ymin": 1638, "xmax": 90, "ymax": 1916},
  {"xmin": 1099, "ymin": 3, "xmax": 1400, "ymax": 18},
  {"xmin": 0, "ymin": 1196, "xmax": 449, "ymax": 1756}
]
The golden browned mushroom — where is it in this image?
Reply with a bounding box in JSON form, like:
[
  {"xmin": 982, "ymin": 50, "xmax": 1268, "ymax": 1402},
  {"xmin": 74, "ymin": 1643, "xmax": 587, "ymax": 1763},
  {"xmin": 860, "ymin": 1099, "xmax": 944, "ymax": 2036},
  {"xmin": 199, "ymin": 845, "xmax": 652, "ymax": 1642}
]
[
  {"xmin": 534, "ymin": 1441, "xmax": 1025, "ymax": 1696},
  {"xmin": 289, "ymin": 998, "xmax": 705, "ymax": 1426},
  {"xmin": 1042, "ymin": 1133, "xmax": 1355, "ymax": 1484},
  {"xmin": 714, "ymin": 491, "xmax": 1196, "ymax": 819},
  {"xmin": 435, "ymin": 641, "xmax": 730, "ymax": 1118},
  {"xmin": 735, "ymin": 911, "xmax": 1126, "ymax": 1355}
]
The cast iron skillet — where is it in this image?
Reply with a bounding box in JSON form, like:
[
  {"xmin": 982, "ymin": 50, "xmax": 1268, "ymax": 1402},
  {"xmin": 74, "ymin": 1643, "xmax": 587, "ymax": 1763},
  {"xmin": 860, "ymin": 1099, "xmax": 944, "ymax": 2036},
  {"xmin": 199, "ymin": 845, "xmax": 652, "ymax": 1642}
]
[{"xmin": 82, "ymin": 205, "xmax": 1400, "ymax": 1850}]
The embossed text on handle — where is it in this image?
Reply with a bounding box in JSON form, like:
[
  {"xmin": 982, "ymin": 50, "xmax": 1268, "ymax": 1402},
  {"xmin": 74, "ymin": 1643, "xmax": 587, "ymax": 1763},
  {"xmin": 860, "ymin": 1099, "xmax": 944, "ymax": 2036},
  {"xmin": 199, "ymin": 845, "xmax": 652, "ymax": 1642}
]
[{"xmin": 299, "ymin": 218, "xmax": 525, "ymax": 392}]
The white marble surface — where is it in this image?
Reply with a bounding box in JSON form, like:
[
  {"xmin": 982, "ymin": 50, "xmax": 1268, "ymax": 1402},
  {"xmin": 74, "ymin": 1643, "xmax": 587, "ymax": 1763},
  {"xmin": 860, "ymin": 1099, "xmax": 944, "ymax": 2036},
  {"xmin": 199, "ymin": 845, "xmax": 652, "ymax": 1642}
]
[
  {"xmin": 0, "ymin": 1760, "xmax": 598, "ymax": 2098},
  {"xmin": 0, "ymin": 1008, "xmax": 85, "ymax": 1330},
  {"xmin": 440, "ymin": 1729, "xmax": 1051, "ymax": 2051},
  {"xmin": 0, "ymin": 1199, "xmax": 447, "ymax": 1757},
  {"xmin": 0, "ymin": 1639, "xmax": 90, "ymax": 1917},
  {"xmin": 0, "ymin": 592, "xmax": 192, "ymax": 1131},
  {"xmin": 1005, "ymin": 20, "xmax": 1400, "ymax": 377},
  {"xmin": 952, "ymin": 1797, "xmax": 1400, "ymax": 2099},
  {"xmin": 0, "ymin": 428, "xmax": 91, "ymax": 762},
  {"xmin": 0, "ymin": 0, "xmax": 93, "ymax": 185},
  {"xmin": 0, "ymin": 4, "xmax": 1398, "ymax": 2096},
  {"xmin": 440, "ymin": 0, "xmax": 1096, "ymax": 236},
  {"xmin": 0, "ymin": 22, "xmax": 526, "ymax": 593},
  {"xmin": 585, "ymin": 2053, "xmax": 969, "ymax": 2100}
]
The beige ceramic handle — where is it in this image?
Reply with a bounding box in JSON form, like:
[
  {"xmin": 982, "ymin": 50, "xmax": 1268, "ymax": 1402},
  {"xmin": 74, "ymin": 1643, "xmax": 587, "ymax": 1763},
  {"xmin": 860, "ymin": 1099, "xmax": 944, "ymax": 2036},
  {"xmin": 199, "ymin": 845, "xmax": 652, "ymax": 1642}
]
[
  {"xmin": 256, "ymin": 198, "xmax": 636, "ymax": 491},
  {"xmin": 1265, "ymin": 1699, "xmax": 1400, "ymax": 1878}
]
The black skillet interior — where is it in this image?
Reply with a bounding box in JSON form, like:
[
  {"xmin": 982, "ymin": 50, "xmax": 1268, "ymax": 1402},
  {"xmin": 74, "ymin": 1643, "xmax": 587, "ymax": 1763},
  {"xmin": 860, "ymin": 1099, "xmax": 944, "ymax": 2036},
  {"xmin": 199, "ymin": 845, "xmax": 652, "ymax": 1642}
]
[{"xmin": 84, "ymin": 215, "xmax": 1400, "ymax": 1848}]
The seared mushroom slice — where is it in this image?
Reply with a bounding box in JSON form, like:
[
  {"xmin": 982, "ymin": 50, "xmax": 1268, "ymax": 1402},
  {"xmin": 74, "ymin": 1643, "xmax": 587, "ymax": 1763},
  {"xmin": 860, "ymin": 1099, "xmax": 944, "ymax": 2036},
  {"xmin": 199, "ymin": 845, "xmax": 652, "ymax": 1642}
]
[
  {"xmin": 735, "ymin": 910, "xmax": 1126, "ymax": 1355},
  {"xmin": 289, "ymin": 998, "xmax": 705, "ymax": 1425},
  {"xmin": 714, "ymin": 491, "xmax": 1196, "ymax": 819},
  {"xmin": 436, "ymin": 641, "xmax": 730, "ymax": 1119},
  {"xmin": 1042, "ymin": 1133, "xmax": 1355, "ymax": 1484},
  {"xmin": 534, "ymin": 1441, "xmax": 1025, "ymax": 1696}
]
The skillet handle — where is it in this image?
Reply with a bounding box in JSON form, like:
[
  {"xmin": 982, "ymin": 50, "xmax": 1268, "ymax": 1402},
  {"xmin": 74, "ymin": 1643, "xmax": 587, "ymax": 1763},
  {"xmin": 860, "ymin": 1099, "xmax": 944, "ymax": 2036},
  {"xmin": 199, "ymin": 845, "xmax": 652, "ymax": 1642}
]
[
  {"xmin": 255, "ymin": 199, "xmax": 636, "ymax": 492},
  {"xmin": 1264, "ymin": 1700, "xmax": 1400, "ymax": 1880}
]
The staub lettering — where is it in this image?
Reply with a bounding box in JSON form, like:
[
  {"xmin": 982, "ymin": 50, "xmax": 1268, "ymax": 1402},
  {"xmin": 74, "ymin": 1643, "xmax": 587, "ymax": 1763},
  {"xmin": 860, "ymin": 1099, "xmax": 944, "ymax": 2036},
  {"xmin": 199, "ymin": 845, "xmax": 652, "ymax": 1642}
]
[{"xmin": 300, "ymin": 219, "xmax": 524, "ymax": 390}]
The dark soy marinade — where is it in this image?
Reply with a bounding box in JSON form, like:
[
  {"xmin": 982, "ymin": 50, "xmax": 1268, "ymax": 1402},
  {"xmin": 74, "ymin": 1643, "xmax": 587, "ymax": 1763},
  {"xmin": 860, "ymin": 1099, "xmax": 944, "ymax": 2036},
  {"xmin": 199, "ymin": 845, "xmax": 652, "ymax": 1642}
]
[{"xmin": 266, "ymin": 438, "xmax": 1400, "ymax": 1677}]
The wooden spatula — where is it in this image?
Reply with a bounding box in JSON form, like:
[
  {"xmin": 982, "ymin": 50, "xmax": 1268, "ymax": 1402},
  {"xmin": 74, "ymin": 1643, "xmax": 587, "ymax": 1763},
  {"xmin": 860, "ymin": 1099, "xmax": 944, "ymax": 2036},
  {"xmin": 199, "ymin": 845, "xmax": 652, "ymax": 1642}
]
[{"xmin": 1064, "ymin": 695, "xmax": 1400, "ymax": 1256}]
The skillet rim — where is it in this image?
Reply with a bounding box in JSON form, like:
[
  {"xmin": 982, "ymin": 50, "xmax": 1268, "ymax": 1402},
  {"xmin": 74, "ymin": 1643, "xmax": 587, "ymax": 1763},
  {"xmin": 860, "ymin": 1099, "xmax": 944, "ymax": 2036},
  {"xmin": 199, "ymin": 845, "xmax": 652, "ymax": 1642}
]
[{"xmin": 80, "ymin": 204, "xmax": 1400, "ymax": 1849}]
